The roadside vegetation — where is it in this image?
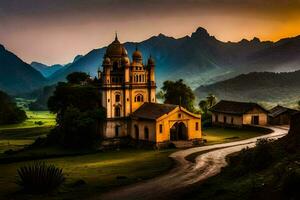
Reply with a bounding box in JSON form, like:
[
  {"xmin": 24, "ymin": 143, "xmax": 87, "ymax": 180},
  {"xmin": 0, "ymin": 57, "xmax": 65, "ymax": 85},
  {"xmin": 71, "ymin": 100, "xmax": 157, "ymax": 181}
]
[{"xmin": 178, "ymin": 115, "xmax": 300, "ymax": 200}]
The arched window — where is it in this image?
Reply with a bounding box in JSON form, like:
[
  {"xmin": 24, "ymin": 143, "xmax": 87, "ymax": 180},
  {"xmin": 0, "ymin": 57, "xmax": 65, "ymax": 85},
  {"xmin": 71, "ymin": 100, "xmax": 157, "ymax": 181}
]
[
  {"xmin": 135, "ymin": 75, "xmax": 138, "ymax": 82},
  {"xmin": 139, "ymin": 75, "xmax": 142, "ymax": 82},
  {"xmin": 144, "ymin": 127, "xmax": 149, "ymax": 140},
  {"xmin": 115, "ymin": 107, "xmax": 121, "ymax": 117},
  {"xmin": 135, "ymin": 94, "xmax": 144, "ymax": 102},
  {"xmin": 115, "ymin": 94, "xmax": 120, "ymax": 102}
]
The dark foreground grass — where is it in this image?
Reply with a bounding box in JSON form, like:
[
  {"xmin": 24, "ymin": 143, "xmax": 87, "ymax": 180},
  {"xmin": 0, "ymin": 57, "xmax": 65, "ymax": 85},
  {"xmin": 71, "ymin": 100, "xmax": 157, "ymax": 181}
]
[{"xmin": 0, "ymin": 149, "xmax": 175, "ymax": 200}]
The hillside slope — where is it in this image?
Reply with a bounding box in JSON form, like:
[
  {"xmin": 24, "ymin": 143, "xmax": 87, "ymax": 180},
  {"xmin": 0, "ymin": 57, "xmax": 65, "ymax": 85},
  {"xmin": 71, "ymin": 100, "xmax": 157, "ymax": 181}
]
[
  {"xmin": 0, "ymin": 45, "xmax": 46, "ymax": 94},
  {"xmin": 31, "ymin": 62, "xmax": 64, "ymax": 78},
  {"xmin": 195, "ymin": 71, "xmax": 300, "ymax": 106}
]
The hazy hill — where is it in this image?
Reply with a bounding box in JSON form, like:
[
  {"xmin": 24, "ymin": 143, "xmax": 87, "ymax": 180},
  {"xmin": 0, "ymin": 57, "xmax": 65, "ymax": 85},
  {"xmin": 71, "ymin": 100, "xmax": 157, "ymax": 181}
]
[
  {"xmin": 46, "ymin": 27, "xmax": 300, "ymax": 88},
  {"xmin": 195, "ymin": 71, "xmax": 300, "ymax": 106},
  {"xmin": 0, "ymin": 44, "xmax": 46, "ymax": 94},
  {"xmin": 31, "ymin": 62, "xmax": 65, "ymax": 78}
]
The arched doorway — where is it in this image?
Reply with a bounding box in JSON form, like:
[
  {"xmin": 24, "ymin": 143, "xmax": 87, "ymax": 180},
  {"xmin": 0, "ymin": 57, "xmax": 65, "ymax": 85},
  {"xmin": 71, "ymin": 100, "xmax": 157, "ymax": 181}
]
[
  {"xmin": 115, "ymin": 125, "xmax": 120, "ymax": 137},
  {"xmin": 134, "ymin": 125, "xmax": 139, "ymax": 140},
  {"xmin": 115, "ymin": 106, "xmax": 121, "ymax": 117},
  {"xmin": 170, "ymin": 122, "xmax": 188, "ymax": 141},
  {"xmin": 144, "ymin": 127, "xmax": 149, "ymax": 140}
]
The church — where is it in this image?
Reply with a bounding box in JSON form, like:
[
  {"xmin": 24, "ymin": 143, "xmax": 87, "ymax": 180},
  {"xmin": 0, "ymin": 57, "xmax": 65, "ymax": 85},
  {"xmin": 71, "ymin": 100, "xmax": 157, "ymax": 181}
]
[{"xmin": 97, "ymin": 34, "xmax": 202, "ymax": 145}]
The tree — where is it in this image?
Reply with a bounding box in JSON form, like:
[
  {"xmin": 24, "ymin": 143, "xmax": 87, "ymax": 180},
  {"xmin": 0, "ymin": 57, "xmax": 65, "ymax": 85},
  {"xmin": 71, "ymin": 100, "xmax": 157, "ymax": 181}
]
[
  {"xmin": 47, "ymin": 73, "xmax": 106, "ymax": 148},
  {"xmin": 199, "ymin": 100, "xmax": 208, "ymax": 114},
  {"xmin": 199, "ymin": 94, "xmax": 217, "ymax": 114},
  {"xmin": 206, "ymin": 94, "xmax": 217, "ymax": 108},
  {"xmin": 66, "ymin": 72, "xmax": 90, "ymax": 84},
  {"xmin": 161, "ymin": 79, "xmax": 195, "ymax": 112},
  {"xmin": 0, "ymin": 90, "xmax": 27, "ymax": 125}
]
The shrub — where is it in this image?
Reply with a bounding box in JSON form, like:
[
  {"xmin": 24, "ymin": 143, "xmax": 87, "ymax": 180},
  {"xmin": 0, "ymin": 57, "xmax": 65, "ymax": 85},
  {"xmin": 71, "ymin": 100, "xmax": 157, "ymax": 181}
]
[
  {"xmin": 34, "ymin": 121, "xmax": 44, "ymax": 126},
  {"xmin": 228, "ymin": 139, "xmax": 273, "ymax": 176},
  {"xmin": 16, "ymin": 162, "xmax": 65, "ymax": 193}
]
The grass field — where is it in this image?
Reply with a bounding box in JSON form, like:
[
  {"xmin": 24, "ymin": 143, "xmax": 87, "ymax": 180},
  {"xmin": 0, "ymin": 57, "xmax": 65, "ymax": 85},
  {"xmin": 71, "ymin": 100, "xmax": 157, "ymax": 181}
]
[
  {"xmin": 0, "ymin": 98, "xmax": 56, "ymax": 153},
  {"xmin": 202, "ymin": 127, "xmax": 267, "ymax": 145},
  {"xmin": 0, "ymin": 149, "xmax": 174, "ymax": 200}
]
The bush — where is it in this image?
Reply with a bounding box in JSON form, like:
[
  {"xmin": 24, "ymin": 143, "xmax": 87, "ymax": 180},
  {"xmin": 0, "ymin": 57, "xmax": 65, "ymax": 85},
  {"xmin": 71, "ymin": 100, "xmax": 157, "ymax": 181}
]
[
  {"xmin": 34, "ymin": 121, "xmax": 44, "ymax": 126},
  {"xmin": 16, "ymin": 162, "xmax": 65, "ymax": 193},
  {"xmin": 228, "ymin": 139, "xmax": 273, "ymax": 176}
]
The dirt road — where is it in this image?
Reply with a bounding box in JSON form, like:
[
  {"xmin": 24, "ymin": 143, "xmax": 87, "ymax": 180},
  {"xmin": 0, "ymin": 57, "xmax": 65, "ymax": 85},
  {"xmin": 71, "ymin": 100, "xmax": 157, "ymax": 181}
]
[{"xmin": 96, "ymin": 126, "xmax": 288, "ymax": 200}]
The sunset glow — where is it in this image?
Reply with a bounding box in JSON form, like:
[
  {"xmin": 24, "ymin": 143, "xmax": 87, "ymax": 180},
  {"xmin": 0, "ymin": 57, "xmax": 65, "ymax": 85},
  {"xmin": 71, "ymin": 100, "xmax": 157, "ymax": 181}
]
[{"xmin": 0, "ymin": 0, "xmax": 299, "ymax": 65}]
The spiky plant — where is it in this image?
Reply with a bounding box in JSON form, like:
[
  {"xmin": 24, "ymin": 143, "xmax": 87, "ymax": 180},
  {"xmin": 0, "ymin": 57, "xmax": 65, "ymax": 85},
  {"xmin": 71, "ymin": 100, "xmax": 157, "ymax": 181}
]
[{"xmin": 16, "ymin": 162, "xmax": 65, "ymax": 193}]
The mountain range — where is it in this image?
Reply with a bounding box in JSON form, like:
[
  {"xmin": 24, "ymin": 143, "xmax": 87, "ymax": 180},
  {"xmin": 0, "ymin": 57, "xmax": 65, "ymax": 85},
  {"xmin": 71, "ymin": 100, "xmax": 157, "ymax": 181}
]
[
  {"xmin": 44, "ymin": 27, "xmax": 300, "ymax": 88},
  {"xmin": 1, "ymin": 27, "xmax": 300, "ymax": 97},
  {"xmin": 195, "ymin": 70, "xmax": 300, "ymax": 108}
]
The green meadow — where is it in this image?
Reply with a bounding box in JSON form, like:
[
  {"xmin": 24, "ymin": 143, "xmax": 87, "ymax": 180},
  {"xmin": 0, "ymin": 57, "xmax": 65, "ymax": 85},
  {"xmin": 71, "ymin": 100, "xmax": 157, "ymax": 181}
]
[
  {"xmin": 202, "ymin": 127, "xmax": 267, "ymax": 145},
  {"xmin": 0, "ymin": 98, "xmax": 56, "ymax": 153}
]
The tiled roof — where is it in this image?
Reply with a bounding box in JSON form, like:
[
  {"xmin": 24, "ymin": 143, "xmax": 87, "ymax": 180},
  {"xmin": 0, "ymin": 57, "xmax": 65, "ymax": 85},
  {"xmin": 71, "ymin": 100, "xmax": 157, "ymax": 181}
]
[
  {"xmin": 131, "ymin": 103, "xmax": 178, "ymax": 120},
  {"xmin": 269, "ymin": 105, "xmax": 299, "ymax": 118},
  {"xmin": 210, "ymin": 100, "xmax": 268, "ymax": 115}
]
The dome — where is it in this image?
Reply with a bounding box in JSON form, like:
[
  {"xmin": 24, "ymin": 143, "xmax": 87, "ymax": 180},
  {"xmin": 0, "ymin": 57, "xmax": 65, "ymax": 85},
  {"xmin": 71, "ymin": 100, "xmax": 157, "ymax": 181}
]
[
  {"xmin": 132, "ymin": 46, "xmax": 142, "ymax": 61},
  {"xmin": 103, "ymin": 57, "xmax": 111, "ymax": 65},
  {"xmin": 105, "ymin": 34, "xmax": 128, "ymax": 57},
  {"xmin": 121, "ymin": 56, "xmax": 130, "ymax": 65}
]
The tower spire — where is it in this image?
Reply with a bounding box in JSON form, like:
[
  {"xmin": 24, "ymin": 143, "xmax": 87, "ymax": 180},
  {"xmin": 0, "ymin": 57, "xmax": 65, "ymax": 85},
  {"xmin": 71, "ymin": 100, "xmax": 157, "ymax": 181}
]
[{"xmin": 115, "ymin": 31, "xmax": 118, "ymax": 41}]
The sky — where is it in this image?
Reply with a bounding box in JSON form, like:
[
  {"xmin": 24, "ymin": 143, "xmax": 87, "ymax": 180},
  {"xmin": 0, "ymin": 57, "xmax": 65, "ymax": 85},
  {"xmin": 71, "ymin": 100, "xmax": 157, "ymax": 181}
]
[{"xmin": 0, "ymin": 0, "xmax": 300, "ymax": 65}]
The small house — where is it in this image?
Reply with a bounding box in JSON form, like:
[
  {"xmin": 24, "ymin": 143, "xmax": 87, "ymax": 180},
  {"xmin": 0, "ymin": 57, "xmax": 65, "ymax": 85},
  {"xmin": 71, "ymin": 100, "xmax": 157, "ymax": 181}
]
[
  {"xmin": 210, "ymin": 100, "xmax": 268, "ymax": 127},
  {"xmin": 268, "ymin": 105, "xmax": 298, "ymax": 125}
]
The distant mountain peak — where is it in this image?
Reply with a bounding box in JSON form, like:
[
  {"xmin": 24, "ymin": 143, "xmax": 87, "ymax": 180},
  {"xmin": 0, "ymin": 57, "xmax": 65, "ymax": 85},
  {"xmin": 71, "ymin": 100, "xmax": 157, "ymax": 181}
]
[
  {"xmin": 191, "ymin": 27, "xmax": 210, "ymax": 38},
  {"xmin": 73, "ymin": 55, "xmax": 83, "ymax": 62},
  {"xmin": 251, "ymin": 37, "xmax": 261, "ymax": 43}
]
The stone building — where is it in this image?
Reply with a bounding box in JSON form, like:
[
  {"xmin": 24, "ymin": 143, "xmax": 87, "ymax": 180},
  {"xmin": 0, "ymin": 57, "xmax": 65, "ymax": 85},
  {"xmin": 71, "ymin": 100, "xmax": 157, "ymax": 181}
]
[
  {"xmin": 210, "ymin": 100, "xmax": 268, "ymax": 127},
  {"xmin": 97, "ymin": 35, "xmax": 201, "ymax": 144}
]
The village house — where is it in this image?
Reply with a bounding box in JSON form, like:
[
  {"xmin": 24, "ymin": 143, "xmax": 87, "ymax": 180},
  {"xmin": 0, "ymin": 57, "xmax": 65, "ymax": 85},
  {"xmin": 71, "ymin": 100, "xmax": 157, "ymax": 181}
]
[
  {"xmin": 97, "ymin": 34, "xmax": 202, "ymax": 145},
  {"xmin": 268, "ymin": 105, "xmax": 299, "ymax": 125},
  {"xmin": 210, "ymin": 100, "xmax": 268, "ymax": 127}
]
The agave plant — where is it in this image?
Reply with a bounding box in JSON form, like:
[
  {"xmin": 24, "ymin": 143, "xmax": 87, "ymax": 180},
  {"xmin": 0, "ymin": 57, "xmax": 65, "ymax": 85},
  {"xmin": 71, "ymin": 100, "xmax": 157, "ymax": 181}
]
[{"xmin": 16, "ymin": 162, "xmax": 65, "ymax": 193}]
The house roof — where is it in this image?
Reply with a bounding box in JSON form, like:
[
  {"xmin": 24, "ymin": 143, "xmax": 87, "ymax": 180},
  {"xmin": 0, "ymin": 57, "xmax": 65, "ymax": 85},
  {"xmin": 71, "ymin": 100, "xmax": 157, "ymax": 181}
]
[
  {"xmin": 210, "ymin": 100, "xmax": 268, "ymax": 115},
  {"xmin": 269, "ymin": 105, "xmax": 299, "ymax": 118},
  {"xmin": 131, "ymin": 103, "xmax": 178, "ymax": 120}
]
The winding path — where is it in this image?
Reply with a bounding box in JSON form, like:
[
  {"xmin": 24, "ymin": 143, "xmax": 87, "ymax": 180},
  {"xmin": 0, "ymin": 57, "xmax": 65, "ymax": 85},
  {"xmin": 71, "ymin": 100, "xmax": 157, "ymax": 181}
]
[{"xmin": 96, "ymin": 126, "xmax": 288, "ymax": 200}]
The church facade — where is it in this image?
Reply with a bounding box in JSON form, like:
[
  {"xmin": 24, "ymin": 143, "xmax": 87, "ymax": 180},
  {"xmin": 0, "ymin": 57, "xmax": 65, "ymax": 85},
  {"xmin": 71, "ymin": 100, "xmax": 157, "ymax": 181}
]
[{"xmin": 97, "ymin": 35, "xmax": 202, "ymax": 144}]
